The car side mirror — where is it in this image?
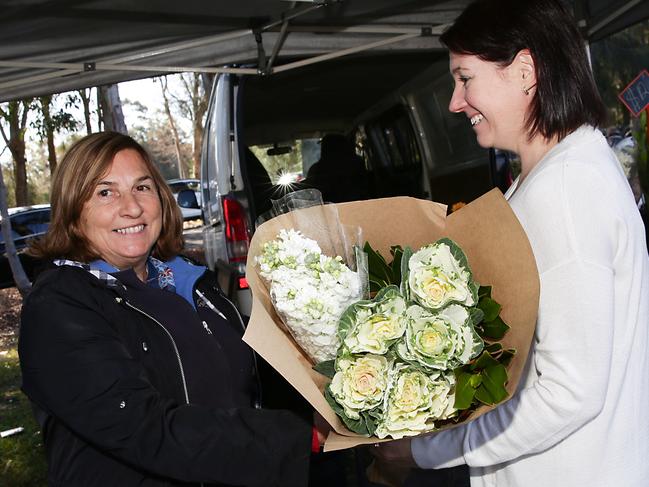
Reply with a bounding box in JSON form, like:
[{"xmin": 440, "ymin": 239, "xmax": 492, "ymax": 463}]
[{"xmin": 177, "ymin": 189, "xmax": 200, "ymax": 209}]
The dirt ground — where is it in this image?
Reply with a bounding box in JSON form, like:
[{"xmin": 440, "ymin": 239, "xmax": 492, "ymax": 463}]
[{"xmin": 0, "ymin": 287, "xmax": 21, "ymax": 350}]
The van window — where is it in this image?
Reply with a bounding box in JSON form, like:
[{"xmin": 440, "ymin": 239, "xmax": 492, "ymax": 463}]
[{"xmin": 356, "ymin": 105, "xmax": 424, "ymax": 198}]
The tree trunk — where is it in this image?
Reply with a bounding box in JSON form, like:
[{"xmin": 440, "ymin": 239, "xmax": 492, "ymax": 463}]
[
  {"xmin": 40, "ymin": 95, "xmax": 58, "ymax": 175},
  {"xmin": 0, "ymin": 161, "xmax": 31, "ymax": 296},
  {"xmin": 1, "ymin": 100, "xmax": 31, "ymax": 206},
  {"xmin": 11, "ymin": 137, "xmax": 28, "ymax": 206},
  {"xmin": 160, "ymin": 77, "xmax": 186, "ymax": 179},
  {"xmin": 79, "ymin": 88, "xmax": 93, "ymax": 135},
  {"xmin": 192, "ymin": 76, "xmax": 208, "ymax": 178},
  {"xmin": 99, "ymin": 84, "xmax": 128, "ymax": 134}
]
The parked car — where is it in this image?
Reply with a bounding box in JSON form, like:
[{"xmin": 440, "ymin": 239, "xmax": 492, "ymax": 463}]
[
  {"xmin": 200, "ymin": 52, "xmax": 511, "ymax": 313},
  {"xmin": 167, "ymin": 178, "xmax": 202, "ymax": 221},
  {"xmin": 0, "ymin": 204, "xmax": 50, "ymax": 289}
]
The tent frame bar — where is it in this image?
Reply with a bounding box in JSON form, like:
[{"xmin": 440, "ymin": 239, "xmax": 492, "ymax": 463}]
[{"xmin": 0, "ymin": 22, "xmax": 438, "ymax": 91}]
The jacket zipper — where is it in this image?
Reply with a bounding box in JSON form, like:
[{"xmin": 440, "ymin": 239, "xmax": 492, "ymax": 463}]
[
  {"xmin": 120, "ymin": 299, "xmax": 205, "ymax": 487},
  {"xmin": 119, "ymin": 298, "xmax": 190, "ymax": 405},
  {"xmin": 197, "ymin": 287, "xmax": 263, "ymax": 409}
]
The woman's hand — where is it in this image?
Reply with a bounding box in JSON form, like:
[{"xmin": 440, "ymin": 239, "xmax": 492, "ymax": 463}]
[
  {"xmin": 369, "ymin": 438, "xmax": 417, "ymax": 468},
  {"xmin": 313, "ymin": 411, "xmax": 331, "ymax": 447}
]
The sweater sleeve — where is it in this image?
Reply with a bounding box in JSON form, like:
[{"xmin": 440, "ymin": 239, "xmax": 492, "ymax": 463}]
[
  {"xmin": 19, "ymin": 270, "xmax": 310, "ymax": 487},
  {"xmin": 412, "ymin": 260, "xmax": 614, "ymax": 468},
  {"xmin": 412, "ymin": 157, "xmax": 620, "ymax": 469}
]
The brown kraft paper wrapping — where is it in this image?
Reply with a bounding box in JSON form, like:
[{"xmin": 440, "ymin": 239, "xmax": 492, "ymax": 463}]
[{"xmin": 243, "ymin": 189, "xmax": 540, "ymax": 452}]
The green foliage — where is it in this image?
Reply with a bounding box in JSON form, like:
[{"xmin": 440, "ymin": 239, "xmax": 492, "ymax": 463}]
[
  {"xmin": 591, "ymin": 19, "xmax": 649, "ymax": 126},
  {"xmin": 324, "ymin": 386, "xmax": 377, "ymax": 437},
  {"xmin": 313, "ymin": 359, "xmax": 336, "ymax": 379},
  {"xmin": 0, "ymin": 349, "xmax": 47, "ymax": 486},
  {"xmin": 475, "ymin": 286, "xmax": 510, "ymax": 340}
]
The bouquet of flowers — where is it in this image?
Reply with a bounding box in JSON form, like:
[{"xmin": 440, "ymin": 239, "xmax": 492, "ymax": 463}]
[
  {"xmin": 244, "ymin": 192, "xmax": 539, "ymax": 451},
  {"xmin": 317, "ymin": 239, "xmax": 513, "ymax": 439}
]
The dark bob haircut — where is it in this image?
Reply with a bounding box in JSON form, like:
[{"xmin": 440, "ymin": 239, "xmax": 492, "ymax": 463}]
[
  {"xmin": 30, "ymin": 131, "xmax": 183, "ymax": 263},
  {"xmin": 440, "ymin": 0, "xmax": 607, "ymax": 141}
]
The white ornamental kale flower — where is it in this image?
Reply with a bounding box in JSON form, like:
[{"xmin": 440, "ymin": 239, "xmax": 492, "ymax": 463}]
[
  {"xmin": 396, "ymin": 304, "xmax": 483, "ymax": 371},
  {"xmin": 405, "ymin": 240, "xmax": 477, "ymax": 310},
  {"xmin": 329, "ymin": 354, "xmax": 390, "ymax": 420},
  {"xmin": 375, "ymin": 364, "xmax": 456, "ymax": 439},
  {"xmin": 256, "ymin": 229, "xmax": 321, "ymax": 279},
  {"xmin": 342, "ymin": 286, "xmax": 407, "ymax": 355}
]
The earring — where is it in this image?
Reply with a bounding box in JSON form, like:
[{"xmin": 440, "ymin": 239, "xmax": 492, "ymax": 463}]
[{"xmin": 523, "ymin": 83, "xmax": 536, "ymax": 96}]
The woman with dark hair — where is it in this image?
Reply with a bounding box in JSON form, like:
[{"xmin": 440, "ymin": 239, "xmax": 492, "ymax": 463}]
[
  {"xmin": 19, "ymin": 131, "xmax": 314, "ymax": 486},
  {"xmin": 373, "ymin": 0, "xmax": 649, "ymax": 485}
]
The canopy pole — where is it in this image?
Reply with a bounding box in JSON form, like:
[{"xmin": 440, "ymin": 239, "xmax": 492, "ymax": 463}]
[
  {"xmin": 272, "ymin": 31, "xmax": 424, "ymax": 74},
  {"xmin": 588, "ymin": 0, "xmax": 643, "ymax": 37}
]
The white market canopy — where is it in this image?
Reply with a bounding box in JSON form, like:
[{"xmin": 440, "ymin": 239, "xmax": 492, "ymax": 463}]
[{"xmin": 0, "ymin": 0, "xmax": 647, "ymax": 102}]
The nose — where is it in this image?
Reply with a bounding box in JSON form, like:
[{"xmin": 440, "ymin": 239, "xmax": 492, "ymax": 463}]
[
  {"xmin": 448, "ymin": 84, "xmax": 467, "ymax": 113},
  {"xmin": 119, "ymin": 191, "xmax": 144, "ymax": 218}
]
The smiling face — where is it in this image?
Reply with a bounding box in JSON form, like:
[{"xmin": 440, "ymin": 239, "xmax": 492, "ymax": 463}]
[
  {"xmin": 80, "ymin": 149, "xmax": 162, "ymax": 277},
  {"xmin": 448, "ymin": 51, "xmax": 533, "ymax": 152}
]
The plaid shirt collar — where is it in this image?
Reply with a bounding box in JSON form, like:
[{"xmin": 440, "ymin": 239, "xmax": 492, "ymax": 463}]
[{"xmin": 53, "ymin": 256, "xmax": 176, "ymax": 292}]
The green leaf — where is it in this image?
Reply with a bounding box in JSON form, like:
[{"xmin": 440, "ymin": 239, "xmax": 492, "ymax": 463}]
[
  {"xmin": 390, "ymin": 245, "xmax": 404, "ymax": 284},
  {"xmin": 369, "ymin": 278, "xmax": 387, "ymax": 294},
  {"xmin": 313, "ymin": 360, "xmax": 336, "ymax": 379},
  {"xmin": 454, "ymin": 370, "xmax": 479, "ymax": 410},
  {"xmin": 485, "ymin": 342, "xmax": 502, "ymax": 353},
  {"xmin": 478, "ymin": 285, "xmax": 492, "ymax": 299},
  {"xmin": 499, "ymin": 349, "xmax": 516, "ymax": 367},
  {"xmin": 478, "ymin": 297, "xmax": 501, "ymax": 322},
  {"xmin": 470, "ymin": 351, "xmax": 500, "ymax": 371},
  {"xmin": 399, "ymin": 246, "xmax": 414, "ymax": 299},
  {"xmin": 481, "ymin": 316, "xmax": 510, "ymax": 340},
  {"xmin": 475, "ymin": 364, "xmax": 509, "ymax": 405},
  {"xmin": 364, "ymin": 242, "xmax": 393, "ymax": 287},
  {"xmin": 324, "ymin": 386, "xmax": 373, "ymax": 436}
]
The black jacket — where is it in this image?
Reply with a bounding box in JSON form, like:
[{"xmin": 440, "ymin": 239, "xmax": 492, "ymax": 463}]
[{"xmin": 19, "ymin": 264, "xmax": 311, "ymax": 487}]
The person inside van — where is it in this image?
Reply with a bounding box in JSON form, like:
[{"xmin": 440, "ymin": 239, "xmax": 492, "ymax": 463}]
[
  {"xmin": 305, "ymin": 134, "xmax": 369, "ymax": 203},
  {"xmin": 372, "ymin": 1, "xmax": 649, "ymax": 486},
  {"xmin": 19, "ymin": 131, "xmax": 317, "ymax": 487}
]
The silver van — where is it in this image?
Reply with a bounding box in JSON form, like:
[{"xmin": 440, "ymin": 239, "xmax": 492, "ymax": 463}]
[{"xmin": 200, "ymin": 52, "xmax": 509, "ymax": 313}]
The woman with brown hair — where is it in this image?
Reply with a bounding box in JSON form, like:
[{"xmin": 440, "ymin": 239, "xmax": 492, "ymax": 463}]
[{"xmin": 19, "ymin": 131, "xmax": 313, "ymax": 486}]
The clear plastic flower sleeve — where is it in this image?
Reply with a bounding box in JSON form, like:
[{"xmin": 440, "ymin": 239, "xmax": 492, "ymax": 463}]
[{"xmin": 253, "ymin": 189, "xmax": 368, "ymax": 363}]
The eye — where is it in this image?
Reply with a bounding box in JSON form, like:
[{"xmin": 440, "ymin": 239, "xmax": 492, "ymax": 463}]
[
  {"xmin": 98, "ymin": 188, "xmax": 113, "ymax": 198},
  {"xmin": 459, "ymin": 75, "xmax": 471, "ymax": 85},
  {"xmin": 136, "ymin": 184, "xmax": 152, "ymax": 192}
]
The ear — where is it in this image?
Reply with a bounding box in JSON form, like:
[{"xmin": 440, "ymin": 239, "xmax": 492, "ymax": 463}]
[{"xmin": 515, "ymin": 49, "xmax": 536, "ymax": 87}]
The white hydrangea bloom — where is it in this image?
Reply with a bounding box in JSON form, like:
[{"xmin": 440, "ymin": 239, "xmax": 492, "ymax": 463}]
[{"xmin": 257, "ymin": 229, "xmax": 362, "ymax": 363}]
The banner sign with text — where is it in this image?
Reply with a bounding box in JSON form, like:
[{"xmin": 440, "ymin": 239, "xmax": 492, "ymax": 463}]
[{"xmin": 619, "ymin": 70, "xmax": 649, "ymax": 117}]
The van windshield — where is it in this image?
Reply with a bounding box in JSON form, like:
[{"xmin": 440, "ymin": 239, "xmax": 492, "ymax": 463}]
[{"xmin": 249, "ymin": 139, "xmax": 320, "ymax": 185}]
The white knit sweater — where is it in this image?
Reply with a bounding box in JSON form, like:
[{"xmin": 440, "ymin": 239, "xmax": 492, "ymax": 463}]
[{"xmin": 412, "ymin": 126, "xmax": 649, "ymax": 486}]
